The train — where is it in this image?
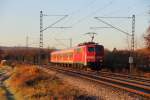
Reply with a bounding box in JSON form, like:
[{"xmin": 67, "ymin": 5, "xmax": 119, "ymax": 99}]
[{"xmin": 50, "ymin": 42, "xmax": 104, "ymax": 70}]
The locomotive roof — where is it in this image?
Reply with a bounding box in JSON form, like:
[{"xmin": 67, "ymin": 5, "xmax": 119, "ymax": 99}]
[
  {"xmin": 51, "ymin": 42, "xmax": 103, "ymax": 54},
  {"xmin": 78, "ymin": 42, "xmax": 98, "ymax": 46}
]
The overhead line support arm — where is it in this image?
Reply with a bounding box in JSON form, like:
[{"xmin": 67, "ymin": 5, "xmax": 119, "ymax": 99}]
[
  {"xmin": 42, "ymin": 15, "xmax": 68, "ymax": 32},
  {"xmin": 94, "ymin": 17, "xmax": 131, "ymax": 36}
]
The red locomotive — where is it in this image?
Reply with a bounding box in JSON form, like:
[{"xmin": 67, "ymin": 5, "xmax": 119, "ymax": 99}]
[{"xmin": 50, "ymin": 42, "xmax": 104, "ymax": 70}]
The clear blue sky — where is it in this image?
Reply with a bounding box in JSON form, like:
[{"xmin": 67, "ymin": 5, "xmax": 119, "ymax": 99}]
[{"xmin": 0, "ymin": 0, "xmax": 149, "ymax": 50}]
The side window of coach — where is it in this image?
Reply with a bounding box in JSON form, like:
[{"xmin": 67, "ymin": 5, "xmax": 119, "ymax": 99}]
[
  {"xmin": 69, "ymin": 53, "xmax": 73, "ymax": 59},
  {"xmin": 75, "ymin": 48, "xmax": 82, "ymax": 53}
]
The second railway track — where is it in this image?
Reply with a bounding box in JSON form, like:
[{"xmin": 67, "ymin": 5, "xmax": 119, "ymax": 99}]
[{"xmin": 40, "ymin": 65, "xmax": 150, "ymax": 98}]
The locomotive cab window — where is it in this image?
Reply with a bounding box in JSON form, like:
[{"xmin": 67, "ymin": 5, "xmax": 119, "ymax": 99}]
[
  {"xmin": 88, "ymin": 47, "xmax": 95, "ymax": 52},
  {"xmin": 96, "ymin": 46, "xmax": 103, "ymax": 52}
]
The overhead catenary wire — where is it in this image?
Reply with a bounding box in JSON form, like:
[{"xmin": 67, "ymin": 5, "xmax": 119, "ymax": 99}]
[
  {"xmin": 61, "ymin": 0, "xmax": 98, "ymax": 26},
  {"xmin": 69, "ymin": 0, "xmax": 98, "ymax": 15},
  {"xmin": 70, "ymin": 0, "xmax": 115, "ymax": 27},
  {"xmin": 90, "ymin": 27, "xmax": 113, "ymax": 29},
  {"xmin": 96, "ymin": 17, "xmax": 132, "ymax": 19},
  {"xmin": 102, "ymin": 0, "xmax": 137, "ymax": 17},
  {"xmin": 102, "ymin": 6, "xmax": 133, "ymax": 17}
]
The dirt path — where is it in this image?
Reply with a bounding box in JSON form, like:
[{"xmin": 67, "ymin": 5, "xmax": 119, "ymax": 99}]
[
  {"xmin": 1, "ymin": 85, "xmax": 15, "ymax": 100},
  {"xmin": 0, "ymin": 72, "xmax": 15, "ymax": 100}
]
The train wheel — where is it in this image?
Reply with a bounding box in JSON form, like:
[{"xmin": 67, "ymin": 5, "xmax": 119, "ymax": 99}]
[
  {"xmin": 77, "ymin": 64, "xmax": 80, "ymax": 70},
  {"xmin": 75, "ymin": 64, "xmax": 78, "ymax": 69}
]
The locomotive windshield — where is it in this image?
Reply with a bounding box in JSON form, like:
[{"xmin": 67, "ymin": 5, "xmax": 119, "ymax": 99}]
[
  {"xmin": 95, "ymin": 46, "xmax": 103, "ymax": 52},
  {"xmin": 88, "ymin": 47, "xmax": 94, "ymax": 52},
  {"xmin": 88, "ymin": 45, "xmax": 103, "ymax": 52}
]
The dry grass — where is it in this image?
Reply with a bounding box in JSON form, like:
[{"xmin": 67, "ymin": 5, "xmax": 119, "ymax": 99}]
[
  {"xmin": 144, "ymin": 73, "xmax": 150, "ymax": 78},
  {"xmin": 4, "ymin": 65, "xmax": 90, "ymax": 100},
  {"xmin": 0, "ymin": 87, "xmax": 7, "ymax": 100},
  {"xmin": 137, "ymin": 48, "xmax": 150, "ymax": 54}
]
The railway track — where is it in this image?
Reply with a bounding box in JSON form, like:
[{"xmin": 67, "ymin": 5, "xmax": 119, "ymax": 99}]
[
  {"xmin": 40, "ymin": 65, "xmax": 150, "ymax": 98},
  {"xmin": 98, "ymin": 72, "xmax": 150, "ymax": 83}
]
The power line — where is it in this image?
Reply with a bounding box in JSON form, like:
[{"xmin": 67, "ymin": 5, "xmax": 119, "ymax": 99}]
[
  {"xmin": 96, "ymin": 17, "xmax": 132, "ymax": 19},
  {"xmin": 70, "ymin": 0, "xmax": 114, "ymax": 27},
  {"xmin": 102, "ymin": 3, "xmax": 134, "ymax": 17},
  {"xmin": 90, "ymin": 26, "xmax": 113, "ymax": 29},
  {"xmin": 69, "ymin": 0, "xmax": 97, "ymax": 15},
  {"xmin": 61, "ymin": 0, "xmax": 98, "ymax": 26}
]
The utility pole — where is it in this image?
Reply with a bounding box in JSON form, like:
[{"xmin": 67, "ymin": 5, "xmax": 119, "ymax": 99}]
[
  {"xmin": 129, "ymin": 15, "xmax": 135, "ymax": 73},
  {"xmin": 131, "ymin": 15, "xmax": 135, "ymax": 52},
  {"xmin": 40, "ymin": 11, "xmax": 43, "ymax": 48},
  {"xmin": 39, "ymin": 11, "xmax": 43, "ymax": 64},
  {"xmin": 39, "ymin": 11, "xmax": 71, "ymax": 64},
  {"xmin": 94, "ymin": 15, "xmax": 135, "ymax": 74}
]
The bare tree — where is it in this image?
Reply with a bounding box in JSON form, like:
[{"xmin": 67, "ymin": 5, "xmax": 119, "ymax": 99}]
[
  {"xmin": 144, "ymin": 26, "xmax": 150, "ymax": 49},
  {"xmin": 0, "ymin": 48, "xmax": 3, "ymax": 60}
]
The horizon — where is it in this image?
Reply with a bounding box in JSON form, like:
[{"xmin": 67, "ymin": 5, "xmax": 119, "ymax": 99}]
[{"xmin": 0, "ymin": 0, "xmax": 150, "ymax": 50}]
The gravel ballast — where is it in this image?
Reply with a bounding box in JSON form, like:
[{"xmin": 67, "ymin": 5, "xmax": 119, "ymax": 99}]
[{"xmin": 40, "ymin": 67, "xmax": 149, "ymax": 100}]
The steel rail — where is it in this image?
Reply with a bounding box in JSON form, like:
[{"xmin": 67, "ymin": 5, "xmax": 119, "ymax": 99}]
[
  {"xmin": 97, "ymin": 74, "xmax": 150, "ymax": 87},
  {"xmin": 40, "ymin": 65, "xmax": 150, "ymax": 98},
  {"xmin": 99, "ymin": 71, "xmax": 150, "ymax": 82},
  {"xmin": 61, "ymin": 67, "xmax": 150, "ymax": 84},
  {"xmin": 71, "ymin": 68, "xmax": 150, "ymax": 83}
]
